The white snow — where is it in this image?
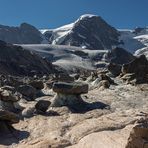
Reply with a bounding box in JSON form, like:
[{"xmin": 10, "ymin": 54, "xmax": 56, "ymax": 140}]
[
  {"xmin": 78, "ymin": 14, "xmax": 97, "ymax": 20},
  {"xmin": 134, "ymin": 47, "xmax": 148, "ymax": 59},
  {"xmin": 20, "ymin": 44, "xmax": 97, "ymax": 71},
  {"xmin": 134, "ymin": 35, "xmax": 148, "ymax": 46},
  {"xmin": 40, "ymin": 29, "xmax": 51, "ymax": 34},
  {"xmin": 50, "ymin": 23, "xmax": 74, "ymax": 45},
  {"xmin": 118, "ymin": 29, "xmax": 147, "ymax": 53}
]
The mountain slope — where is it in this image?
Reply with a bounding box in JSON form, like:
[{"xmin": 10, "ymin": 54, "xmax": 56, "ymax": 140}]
[
  {"xmin": 42, "ymin": 14, "xmax": 120, "ymax": 50},
  {"xmin": 0, "ymin": 41, "xmax": 54, "ymax": 76}
]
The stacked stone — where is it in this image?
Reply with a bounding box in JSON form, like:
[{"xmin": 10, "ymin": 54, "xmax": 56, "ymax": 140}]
[
  {"xmin": 0, "ymin": 87, "xmax": 20, "ymax": 132},
  {"xmin": 51, "ymin": 82, "xmax": 88, "ymax": 107}
]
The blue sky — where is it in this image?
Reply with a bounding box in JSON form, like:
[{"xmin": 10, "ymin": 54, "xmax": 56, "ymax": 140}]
[{"xmin": 0, "ymin": 0, "xmax": 147, "ymax": 29}]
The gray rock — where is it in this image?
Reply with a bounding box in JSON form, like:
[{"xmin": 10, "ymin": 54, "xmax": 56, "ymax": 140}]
[
  {"xmin": 17, "ymin": 85, "xmax": 36, "ymax": 100},
  {"xmin": 121, "ymin": 55, "xmax": 148, "ymax": 84},
  {"xmin": 29, "ymin": 80, "xmax": 44, "ymax": 90},
  {"xmin": 106, "ymin": 47, "xmax": 135, "ymax": 65},
  {"xmin": 107, "ymin": 63, "xmax": 122, "ymax": 76},
  {"xmin": 35, "ymin": 100, "xmax": 51, "ymax": 113}
]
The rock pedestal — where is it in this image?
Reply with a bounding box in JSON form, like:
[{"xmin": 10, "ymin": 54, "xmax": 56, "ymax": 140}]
[{"xmin": 51, "ymin": 82, "xmax": 88, "ymax": 107}]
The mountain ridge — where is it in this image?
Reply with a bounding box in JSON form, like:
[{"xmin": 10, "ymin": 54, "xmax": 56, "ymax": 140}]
[{"xmin": 0, "ymin": 14, "xmax": 147, "ymax": 57}]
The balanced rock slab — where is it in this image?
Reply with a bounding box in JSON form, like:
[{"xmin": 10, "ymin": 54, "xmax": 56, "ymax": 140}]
[{"xmin": 53, "ymin": 82, "xmax": 88, "ymax": 95}]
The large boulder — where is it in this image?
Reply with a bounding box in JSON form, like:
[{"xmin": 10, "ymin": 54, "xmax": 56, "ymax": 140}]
[{"xmin": 53, "ymin": 82, "xmax": 88, "ymax": 94}]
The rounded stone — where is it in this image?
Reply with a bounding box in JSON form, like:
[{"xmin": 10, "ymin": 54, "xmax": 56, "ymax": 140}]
[{"xmin": 35, "ymin": 100, "xmax": 51, "ymax": 113}]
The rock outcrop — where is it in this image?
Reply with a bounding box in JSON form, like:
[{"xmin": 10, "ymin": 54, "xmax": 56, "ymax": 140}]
[
  {"xmin": 121, "ymin": 55, "xmax": 148, "ymax": 84},
  {"xmin": 107, "ymin": 63, "xmax": 122, "ymax": 76},
  {"xmin": 126, "ymin": 117, "xmax": 148, "ymax": 148},
  {"xmin": 106, "ymin": 47, "xmax": 135, "ymax": 65}
]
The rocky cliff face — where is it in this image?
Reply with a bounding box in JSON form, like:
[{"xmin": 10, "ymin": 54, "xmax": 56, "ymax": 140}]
[{"xmin": 0, "ymin": 23, "xmax": 43, "ymax": 44}]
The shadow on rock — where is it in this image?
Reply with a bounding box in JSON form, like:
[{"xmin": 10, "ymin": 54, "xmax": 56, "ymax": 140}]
[
  {"xmin": 0, "ymin": 128, "xmax": 29, "ymax": 146},
  {"xmin": 35, "ymin": 110, "xmax": 60, "ymax": 117},
  {"xmin": 67, "ymin": 101, "xmax": 109, "ymax": 113}
]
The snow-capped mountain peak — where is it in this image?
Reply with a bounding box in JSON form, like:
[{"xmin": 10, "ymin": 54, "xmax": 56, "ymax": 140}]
[{"xmin": 41, "ymin": 14, "xmax": 119, "ymax": 50}]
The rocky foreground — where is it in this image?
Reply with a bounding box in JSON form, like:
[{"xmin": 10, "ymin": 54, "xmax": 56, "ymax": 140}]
[{"xmin": 0, "ymin": 53, "xmax": 147, "ymax": 148}]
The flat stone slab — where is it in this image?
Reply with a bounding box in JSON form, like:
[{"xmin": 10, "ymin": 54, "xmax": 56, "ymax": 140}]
[{"xmin": 53, "ymin": 82, "xmax": 88, "ymax": 94}]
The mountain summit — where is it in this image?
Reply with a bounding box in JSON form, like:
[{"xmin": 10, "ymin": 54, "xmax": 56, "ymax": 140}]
[{"xmin": 43, "ymin": 14, "xmax": 120, "ymax": 50}]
